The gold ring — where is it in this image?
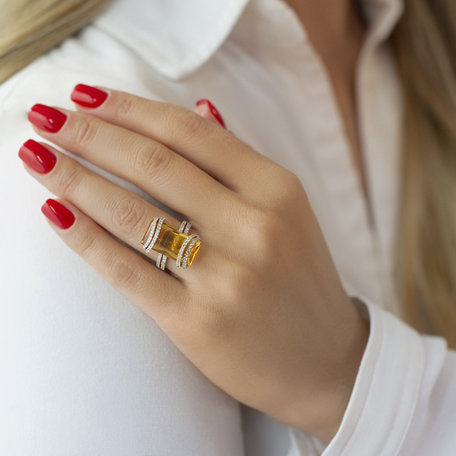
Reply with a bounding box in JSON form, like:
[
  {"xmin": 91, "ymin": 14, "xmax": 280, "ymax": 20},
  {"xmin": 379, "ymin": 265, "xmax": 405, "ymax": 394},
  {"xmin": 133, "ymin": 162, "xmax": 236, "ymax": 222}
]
[{"xmin": 140, "ymin": 217, "xmax": 202, "ymax": 270}]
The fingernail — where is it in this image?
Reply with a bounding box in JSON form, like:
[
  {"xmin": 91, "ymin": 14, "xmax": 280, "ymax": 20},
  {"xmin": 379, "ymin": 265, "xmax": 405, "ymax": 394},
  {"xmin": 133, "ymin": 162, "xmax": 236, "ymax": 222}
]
[
  {"xmin": 71, "ymin": 83, "xmax": 108, "ymax": 108},
  {"xmin": 41, "ymin": 198, "xmax": 75, "ymax": 229},
  {"xmin": 28, "ymin": 104, "xmax": 67, "ymax": 133},
  {"xmin": 195, "ymin": 99, "xmax": 226, "ymax": 128},
  {"xmin": 18, "ymin": 139, "xmax": 56, "ymax": 174}
]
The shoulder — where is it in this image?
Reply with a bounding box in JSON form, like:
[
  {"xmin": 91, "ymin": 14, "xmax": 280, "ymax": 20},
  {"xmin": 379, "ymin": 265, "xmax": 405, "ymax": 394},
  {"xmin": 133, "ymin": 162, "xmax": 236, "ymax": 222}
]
[
  {"xmin": 0, "ymin": 25, "xmax": 160, "ymax": 115},
  {"xmin": 0, "ymin": 0, "xmax": 250, "ymax": 124},
  {"xmin": 0, "ymin": 25, "xmax": 170, "ymax": 153}
]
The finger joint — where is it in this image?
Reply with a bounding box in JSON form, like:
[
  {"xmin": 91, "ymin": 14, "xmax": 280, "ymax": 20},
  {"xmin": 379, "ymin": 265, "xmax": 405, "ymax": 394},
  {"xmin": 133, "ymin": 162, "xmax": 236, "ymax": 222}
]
[
  {"xmin": 110, "ymin": 196, "xmax": 147, "ymax": 236},
  {"xmin": 114, "ymin": 96, "xmax": 136, "ymax": 122},
  {"xmin": 109, "ymin": 256, "xmax": 143, "ymax": 291},
  {"xmin": 131, "ymin": 142, "xmax": 173, "ymax": 181},
  {"xmin": 163, "ymin": 107, "xmax": 211, "ymax": 144},
  {"xmin": 74, "ymin": 117, "xmax": 100, "ymax": 149},
  {"xmin": 55, "ymin": 163, "xmax": 85, "ymax": 198}
]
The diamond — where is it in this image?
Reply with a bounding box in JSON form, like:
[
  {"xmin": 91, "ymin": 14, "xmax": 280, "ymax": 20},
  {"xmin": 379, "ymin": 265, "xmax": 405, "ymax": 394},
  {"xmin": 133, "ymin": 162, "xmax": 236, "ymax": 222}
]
[
  {"xmin": 176, "ymin": 233, "xmax": 199, "ymax": 268},
  {"xmin": 145, "ymin": 217, "xmax": 166, "ymax": 252}
]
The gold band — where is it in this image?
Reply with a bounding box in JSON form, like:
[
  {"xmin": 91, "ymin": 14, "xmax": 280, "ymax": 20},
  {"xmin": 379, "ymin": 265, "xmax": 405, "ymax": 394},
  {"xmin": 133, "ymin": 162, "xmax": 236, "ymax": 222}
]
[{"xmin": 140, "ymin": 217, "xmax": 202, "ymax": 269}]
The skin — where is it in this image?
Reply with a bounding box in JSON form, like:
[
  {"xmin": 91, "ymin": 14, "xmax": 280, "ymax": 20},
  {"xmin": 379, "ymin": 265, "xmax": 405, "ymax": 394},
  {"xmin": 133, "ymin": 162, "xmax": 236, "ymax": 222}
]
[
  {"xmin": 20, "ymin": 1, "xmax": 373, "ymax": 444},
  {"xmin": 22, "ymin": 87, "xmax": 369, "ymax": 445}
]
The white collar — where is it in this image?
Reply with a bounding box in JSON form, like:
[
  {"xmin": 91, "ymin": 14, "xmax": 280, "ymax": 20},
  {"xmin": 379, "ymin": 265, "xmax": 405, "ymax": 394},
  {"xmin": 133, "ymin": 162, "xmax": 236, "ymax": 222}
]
[
  {"xmin": 93, "ymin": 0, "xmax": 403, "ymax": 81},
  {"xmin": 93, "ymin": 0, "xmax": 249, "ymax": 80}
]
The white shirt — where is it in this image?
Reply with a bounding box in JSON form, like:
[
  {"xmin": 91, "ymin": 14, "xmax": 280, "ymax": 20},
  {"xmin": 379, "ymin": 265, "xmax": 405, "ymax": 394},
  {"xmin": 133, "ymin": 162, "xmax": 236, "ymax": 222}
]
[{"xmin": 1, "ymin": 0, "xmax": 455, "ymax": 455}]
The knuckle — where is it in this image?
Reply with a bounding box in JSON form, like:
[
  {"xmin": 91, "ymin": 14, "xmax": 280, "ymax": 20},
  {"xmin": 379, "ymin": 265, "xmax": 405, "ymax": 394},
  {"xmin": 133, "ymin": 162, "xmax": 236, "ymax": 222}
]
[
  {"xmin": 110, "ymin": 196, "xmax": 147, "ymax": 234},
  {"xmin": 76, "ymin": 231, "xmax": 98, "ymax": 259},
  {"xmin": 109, "ymin": 256, "xmax": 143, "ymax": 290},
  {"xmin": 270, "ymin": 169, "xmax": 307, "ymax": 211},
  {"xmin": 55, "ymin": 163, "xmax": 84, "ymax": 197},
  {"xmin": 114, "ymin": 96, "xmax": 136, "ymax": 122},
  {"xmin": 131, "ymin": 142, "xmax": 172, "ymax": 180},
  {"xmin": 163, "ymin": 106, "xmax": 211, "ymax": 141},
  {"xmin": 74, "ymin": 117, "xmax": 99, "ymax": 148},
  {"xmin": 282, "ymin": 170, "xmax": 305, "ymax": 196},
  {"xmin": 180, "ymin": 110, "xmax": 210, "ymax": 133}
]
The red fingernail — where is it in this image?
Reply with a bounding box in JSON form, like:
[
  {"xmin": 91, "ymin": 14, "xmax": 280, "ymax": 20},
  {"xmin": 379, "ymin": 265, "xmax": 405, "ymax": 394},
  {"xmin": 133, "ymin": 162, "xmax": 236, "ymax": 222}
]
[
  {"xmin": 28, "ymin": 104, "xmax": 67, "ymax": 133},
  {"xmin": 195, "ymin": 99, "xmax": 226, "ymax": 128},
  {"xmin": 18, "ymin": 139, "xmax": 56, "ymax": 174},
  {"xmin": 71, "ymin": 84, "xmax": 108, "ymax": 108},
  {"xmin": 41, "ymin": 199, "xmax": 75, "ymax": 229}
]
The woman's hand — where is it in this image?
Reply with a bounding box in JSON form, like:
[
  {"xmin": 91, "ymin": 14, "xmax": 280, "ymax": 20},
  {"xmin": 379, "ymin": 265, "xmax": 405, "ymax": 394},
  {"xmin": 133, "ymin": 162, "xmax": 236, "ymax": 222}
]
[{"xmin": 19, "ymin": 84, "xmax": 369, "ymax": 444}]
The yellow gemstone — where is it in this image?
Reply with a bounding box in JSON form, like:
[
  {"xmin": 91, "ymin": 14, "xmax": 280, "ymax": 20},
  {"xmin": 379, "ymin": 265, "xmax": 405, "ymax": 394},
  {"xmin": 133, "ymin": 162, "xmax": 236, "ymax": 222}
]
[{"xmin": 141, "ymin": 219, "xmax": 201, "ymax": 268}]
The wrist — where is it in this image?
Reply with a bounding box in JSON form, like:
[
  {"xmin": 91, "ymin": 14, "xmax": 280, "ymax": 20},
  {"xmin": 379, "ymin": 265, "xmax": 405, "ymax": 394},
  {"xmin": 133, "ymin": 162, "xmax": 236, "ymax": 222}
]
[
  {"xmin": 323, "ymin": 302, "xmax": 369, "ymax": 443},
  {"xmin": 313, "ymin": 297, "xmax": 370, "ymax": 444},
  {"xmin": 282, "ymin": 297, "xmax": 370, "ymax": 445}
]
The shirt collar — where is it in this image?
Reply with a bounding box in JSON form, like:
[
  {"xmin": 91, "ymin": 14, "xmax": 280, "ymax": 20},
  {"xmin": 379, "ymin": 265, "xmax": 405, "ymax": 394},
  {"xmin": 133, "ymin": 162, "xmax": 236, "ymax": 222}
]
[
  {"xmin": 93, "ymin": 0, "xmax": 250, "ymax": 80},
  {"xmin": 93, "ymin": 0, "xmax": 403, "ymax": 81}
]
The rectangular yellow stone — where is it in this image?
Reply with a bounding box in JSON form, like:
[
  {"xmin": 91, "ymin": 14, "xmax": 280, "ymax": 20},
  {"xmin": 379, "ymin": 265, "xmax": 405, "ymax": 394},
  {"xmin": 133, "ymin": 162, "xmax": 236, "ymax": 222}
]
[{"xmin": 141, "ymin": 219, "xmax": 201, "ymax": 268}]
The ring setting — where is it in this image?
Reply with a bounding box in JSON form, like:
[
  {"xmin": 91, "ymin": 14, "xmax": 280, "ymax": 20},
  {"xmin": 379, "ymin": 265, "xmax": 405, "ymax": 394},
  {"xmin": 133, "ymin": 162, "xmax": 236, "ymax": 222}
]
[{"xmin": 140, "ymin": 217, "xmax": 201, "ymax": 270}]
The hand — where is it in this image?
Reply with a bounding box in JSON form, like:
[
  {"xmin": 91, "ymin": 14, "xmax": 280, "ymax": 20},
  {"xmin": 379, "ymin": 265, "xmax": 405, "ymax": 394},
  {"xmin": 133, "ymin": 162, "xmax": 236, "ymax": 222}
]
[{"xmin": 19, "ymin": 84, "xmax": 369, "ymax": 444}]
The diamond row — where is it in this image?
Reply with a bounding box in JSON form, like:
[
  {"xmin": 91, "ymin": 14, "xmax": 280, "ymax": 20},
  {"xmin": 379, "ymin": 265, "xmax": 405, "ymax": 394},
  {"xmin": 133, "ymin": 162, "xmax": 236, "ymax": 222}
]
[
  {"xmin": 181, "ymin": 235, "xmax": 200, "ymax": 269},
  {"xmin": 179, "ymin": 220, "xmax": 191, "ymax": 235},
  {"xmin": 144, "ymin": 217, "xmax": 166, "ymax": 253},
  {"xmin": 156, "ymin": 253, "xmax": 167, "ymax": 270},
  {"xmin": 142, "ymin": 217, "xmax": 159, "ymax": 250},
  {"xmin": 176, "ymin": 233, "xmax": 200, "ymax": 269}
]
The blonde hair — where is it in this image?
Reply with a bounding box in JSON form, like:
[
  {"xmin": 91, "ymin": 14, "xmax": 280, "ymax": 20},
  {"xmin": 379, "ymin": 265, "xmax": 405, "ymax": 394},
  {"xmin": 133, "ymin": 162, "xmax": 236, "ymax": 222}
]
[
  {"xmin": 0, "ymin": 0, "xmax": 112, "ymax": 83},
  {"xmin": 392, "ymin": 0, "xmax": 456, "ymax": 348},
  {"xmin": 1, "ymin": 0, "xmax": 455, "ymax": 348}
]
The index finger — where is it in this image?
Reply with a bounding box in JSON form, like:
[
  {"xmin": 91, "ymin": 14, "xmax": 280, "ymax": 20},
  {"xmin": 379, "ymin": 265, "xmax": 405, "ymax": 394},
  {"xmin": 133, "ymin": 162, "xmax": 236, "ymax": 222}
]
[{"xmin": 70, "ymin": 84, "xmax": 284, "ymax": 201}]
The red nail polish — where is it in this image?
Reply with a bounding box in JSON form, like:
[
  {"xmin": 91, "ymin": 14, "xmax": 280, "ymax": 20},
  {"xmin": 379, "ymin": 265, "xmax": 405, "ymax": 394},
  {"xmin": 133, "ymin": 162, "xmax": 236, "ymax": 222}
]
[
  {"xmin": 18, "ymin": 139, "xmax": 56, "ymax": 174},
  {"xmin": 28, "ymin": 104, "xmax": 67, "ymax": 133},
  {"xmin": 71, "ymin": 84, "xmax": 108, "ymax": 108},
  {"xmin": 195, "ymin": 99, "xmax": 226, "ymax": 128},
  {"xmin": 41, "ymin": 199, "xmax": 75, "ymax": 229}
]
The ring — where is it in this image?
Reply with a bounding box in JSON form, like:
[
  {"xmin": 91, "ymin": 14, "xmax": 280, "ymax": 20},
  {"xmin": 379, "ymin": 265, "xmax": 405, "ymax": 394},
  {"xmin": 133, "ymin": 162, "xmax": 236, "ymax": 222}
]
[
  {"xmin": 140, "ymin": 217, "xmax": 201, "ymax": 270},
  {"xmin": 157, "ymin": 220, "xmax": 191, "ymax": 270}
]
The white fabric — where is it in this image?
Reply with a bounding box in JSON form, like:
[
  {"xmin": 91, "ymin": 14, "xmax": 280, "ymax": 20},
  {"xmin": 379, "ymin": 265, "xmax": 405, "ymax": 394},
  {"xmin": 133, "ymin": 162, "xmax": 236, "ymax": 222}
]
[{"xmin": 1, "ymin": 0, "xmax": 455, "ymax": 455}]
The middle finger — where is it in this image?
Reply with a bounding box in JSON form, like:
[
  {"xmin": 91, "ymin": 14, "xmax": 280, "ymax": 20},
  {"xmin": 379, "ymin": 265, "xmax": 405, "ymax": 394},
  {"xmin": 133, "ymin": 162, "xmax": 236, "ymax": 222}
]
[{"xmin": 27, "ymin": 104, "xmax": 238, "ymax": 230}]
